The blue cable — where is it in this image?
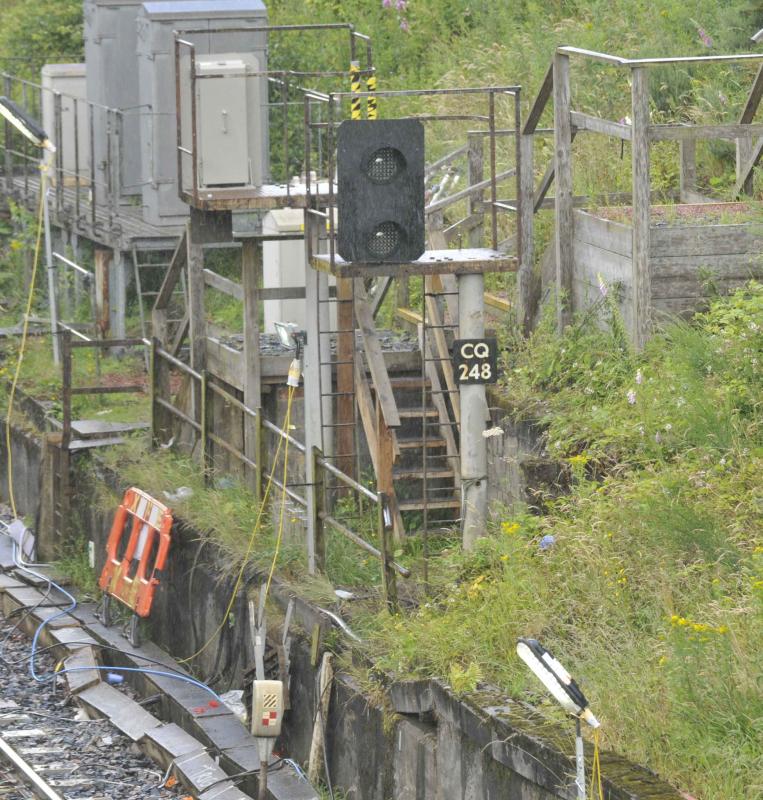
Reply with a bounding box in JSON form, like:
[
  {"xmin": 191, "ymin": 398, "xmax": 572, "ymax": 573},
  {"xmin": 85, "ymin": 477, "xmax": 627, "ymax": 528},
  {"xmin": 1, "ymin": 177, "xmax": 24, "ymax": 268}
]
[{"xmin": 0, "ymin": 529, "xmax": 222, "ymax": 702}]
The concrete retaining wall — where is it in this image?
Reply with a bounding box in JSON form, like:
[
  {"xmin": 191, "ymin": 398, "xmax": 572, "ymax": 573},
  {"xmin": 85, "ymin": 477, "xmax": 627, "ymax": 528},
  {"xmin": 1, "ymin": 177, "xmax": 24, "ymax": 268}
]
[{"xmin": 1, "ymin": 422, "xmax": 683, "ymax": 800}]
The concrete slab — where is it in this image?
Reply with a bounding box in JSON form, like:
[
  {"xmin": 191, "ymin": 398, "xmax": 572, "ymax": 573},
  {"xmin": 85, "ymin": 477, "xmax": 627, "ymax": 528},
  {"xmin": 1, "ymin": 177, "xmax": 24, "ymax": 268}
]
[
  {"xmin": 199, "ymin": 786, "xmax": 251, "ymax": 800},
  {"xmin": 194, "ymin": 713, "xmax": 251, "ymax": 752},
  {"xmin": 173, "ymin": 750, "xmax": 232, "ymax": 795},
  {"xmin": 63, "ymin": 647, "xmax": 102, "ymax": 694},
  {"xmin": 139, "ymin": 722, "xmax": 206, "ymax": 770},
  {"xmin": 3, "ymin": 586, "xmax": 79, "ymax": 628},
  {"xmin": 77, "ymin": 682, "xmax": 162, "ymax": 741},
  {"xmin": 0, "ymin": 537, "xmax": 16, "ymax": 571},
  {"xmin": 47, "ymin": 627, "xmax": 98, "ymax": 650},
  {"xmin": 0, "ymin": 574, "xmax": 26, "ymax": 594},
  {"xmin": 267, "ymin": 766, "xmax": 320, "ymax": 800},
  {"xmin": 71, "ymin": 420, "xmax": 149, "ymax": 437}
]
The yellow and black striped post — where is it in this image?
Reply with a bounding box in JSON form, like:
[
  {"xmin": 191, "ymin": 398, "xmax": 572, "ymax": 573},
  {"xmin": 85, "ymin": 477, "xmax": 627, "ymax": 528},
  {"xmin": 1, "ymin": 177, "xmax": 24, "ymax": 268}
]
[
  {"xmin": 349, "ymin": 61, "xmax": 361, "ymax": 120},
  {"xmin": 366, "ymin": 72, "xmax": 377, "ymax": 120}
]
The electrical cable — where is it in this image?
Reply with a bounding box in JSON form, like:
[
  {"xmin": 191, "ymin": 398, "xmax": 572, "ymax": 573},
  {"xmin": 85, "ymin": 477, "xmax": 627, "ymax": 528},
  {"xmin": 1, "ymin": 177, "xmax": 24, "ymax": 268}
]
[
  {"xmin": 4, "ymin": 162, "xmax": 46, "ymax": 520},
  {"xmin": 196, "ymin": 759, "xmax": 285, "ymax": 793},
  {"xmin": 177, "ymin": 385, "xmax": 296, "ymax": 664},
  {"xmin": 590, "ymin": 727, "xmax": 604, "ymax": 800},
  {"xmin": 0, "ymin": 525, "xmax": 223, "ymax": 701},
  {"xmin": 264, "ymin": 383, "xmax": 296, "ymax": 603}
]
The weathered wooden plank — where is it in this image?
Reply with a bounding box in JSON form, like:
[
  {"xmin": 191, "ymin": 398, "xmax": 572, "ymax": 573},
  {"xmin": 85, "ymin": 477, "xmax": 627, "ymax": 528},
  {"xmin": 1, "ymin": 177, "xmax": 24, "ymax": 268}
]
[
  {"xmin": 553, "ymin": 51, "xmax": 574, "ymax": 330},
  {"xmin": 740, "ymin": 63, "xmax": 763, "ymax": 125},
  {"xmin": 733, "ymin": 136, "xmax": 763, "ymax": 197},
  {"xmin": 570, "ymin": 111, "xmax": 632, "ymax": 140},
  {"xmin": 523, "ymin": 62, "xmax": 554, "ymax": 135},
  {"xmin": 354, "ymin": 282, "xmax": 401, "ymax": 429},
  {"xmin": 573, "ymin": 240, "xmax": 633, "ymax": 285},
  {"xmin": 631, "ymin": 67, "xmax": 652, "ymax": 349},
  {"xmin": 187, "ymin": 224, "xmax": 206, "ymax": 373},
  {"xmin": 574, "ymin": 210, "xmax": 632, "ymax": 257},
  {"xmin": 651, "ymin": 276, "xmax": 753, "ymax": 300},
  {"xmin": 517, "ymin": 131, "xmax": 535, "ymax": 335},
  {"xmin": 648, "ymin": 122, "xmax": 763, "ymax": 141},
  {"xmin": 241, "ymin": 239, "xmax": 261, "ymax": 492},
  {"xmin": 203, "ymin": 268, "xmax": 244, "ymax": 301},
  {"xmin": 649, "ymin": 224, "xmax": 763, "ymax": 256},
  {"xmin": 153, "ymin": 228, "xmax": 187, "ymax": 311},
  {"xmin": 336, "ymin": 278, "xmax": 355, "ymax": 479},
  {"xmin": 679, "ymin": 139, "xmax": 697, "ymax": 202},
  {"xmin": 650, "ymin": 253, "xmax": 763, "ymax": 279},
  {"xmin": 311, "ymin": 250, "xmax": 516, "ymax": 278}
]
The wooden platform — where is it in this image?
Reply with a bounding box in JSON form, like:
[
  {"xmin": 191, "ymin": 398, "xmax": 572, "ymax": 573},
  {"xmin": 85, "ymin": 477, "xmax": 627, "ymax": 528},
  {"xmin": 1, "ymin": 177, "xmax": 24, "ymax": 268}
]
[
  {"xmin": 4, "ymin": 175, "xmax": 182, "ymax": 251},
  {"xmin": 181, "ymin": 179, "xmax": 331, "ymax": 211},
  {"xmin": 311, "ymin": 248, "xmax": 517, "ymax": 278}
]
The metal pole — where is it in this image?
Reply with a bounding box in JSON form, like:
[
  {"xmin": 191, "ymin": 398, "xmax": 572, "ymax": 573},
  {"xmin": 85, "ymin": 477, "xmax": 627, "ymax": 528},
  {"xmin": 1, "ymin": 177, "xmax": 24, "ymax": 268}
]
[
  {"xmin": 42, "ymin": 154, "xmax": 61, "ymax": 365},
  {"xmin": 575, "ymin": 717, "xmax": 586, "ymax": 800},
  {"xmin": 458, "ymin": 273, "xmax": 487, "ymax": 550}
]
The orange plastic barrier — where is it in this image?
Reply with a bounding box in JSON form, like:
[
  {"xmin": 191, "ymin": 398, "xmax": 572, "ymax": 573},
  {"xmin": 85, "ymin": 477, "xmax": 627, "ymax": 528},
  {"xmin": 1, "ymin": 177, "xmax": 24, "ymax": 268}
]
[{"xmin": 98, "ymin": 487, "xmax": 173, "ymax": 618}]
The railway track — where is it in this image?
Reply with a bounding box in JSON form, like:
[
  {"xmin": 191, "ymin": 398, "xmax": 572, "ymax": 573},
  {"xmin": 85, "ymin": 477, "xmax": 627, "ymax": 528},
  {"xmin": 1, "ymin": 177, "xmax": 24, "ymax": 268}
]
[
  {"xmin": 0, "ymin": 613, "xmax": 181, "ymax": 800},
  {"xmin": 0, "ymin": 733, "xmax": 64, "ymax": 800}
]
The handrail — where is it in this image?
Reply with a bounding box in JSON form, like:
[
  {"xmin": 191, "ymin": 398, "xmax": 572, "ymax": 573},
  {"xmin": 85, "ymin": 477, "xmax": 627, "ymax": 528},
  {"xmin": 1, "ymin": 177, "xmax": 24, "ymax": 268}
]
[{"xmin": 556, "ymin": 46, "xmax": 763, "ymax": 67}]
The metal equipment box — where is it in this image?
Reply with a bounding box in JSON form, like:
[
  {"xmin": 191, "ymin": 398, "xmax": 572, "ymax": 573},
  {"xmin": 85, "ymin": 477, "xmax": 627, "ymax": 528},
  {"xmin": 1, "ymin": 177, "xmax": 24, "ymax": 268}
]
[
  {"xmin": 196, "ymin": 55, "xmax": 265, "ymax": 188},
  {"xmin": 137, "ymin": 0, "xmax": 269, "ymax": 227},
  {"xmin": 41, "ymin": 64, "xmax": 90, "ymax": 186},
  {"xmin": 84, "ymin": 0, "xmax": 147, "ymax": 196}
]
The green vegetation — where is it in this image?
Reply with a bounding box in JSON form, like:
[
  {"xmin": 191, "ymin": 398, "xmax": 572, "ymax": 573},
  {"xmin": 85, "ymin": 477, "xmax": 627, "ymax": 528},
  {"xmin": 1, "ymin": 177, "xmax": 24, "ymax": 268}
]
[{"xmin": 360, "ymin": 283, "xmax": 763, "ymax": 800}]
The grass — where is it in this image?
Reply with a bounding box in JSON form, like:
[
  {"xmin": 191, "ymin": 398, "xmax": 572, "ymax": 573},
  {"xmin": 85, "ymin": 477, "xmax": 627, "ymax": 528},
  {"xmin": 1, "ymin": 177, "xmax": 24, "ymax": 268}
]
[
  {"xmin": 354, "ymin": 283, "xmax": 763, "ymax": 800},
  {"xmin": 0, "ymin": 335, "xmax": 150, "ymax": 424}
]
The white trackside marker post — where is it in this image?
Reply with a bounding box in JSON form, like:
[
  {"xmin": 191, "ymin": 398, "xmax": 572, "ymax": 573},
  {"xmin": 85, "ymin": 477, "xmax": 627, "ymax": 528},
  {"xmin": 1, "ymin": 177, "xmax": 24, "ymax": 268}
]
[
  {"xmin": 516, "ymin": 638, "xmax": 600, "ymax": 800},
  {"xmin": 251, "ymin": 679, "xmax": 285, "ymax": 800}
]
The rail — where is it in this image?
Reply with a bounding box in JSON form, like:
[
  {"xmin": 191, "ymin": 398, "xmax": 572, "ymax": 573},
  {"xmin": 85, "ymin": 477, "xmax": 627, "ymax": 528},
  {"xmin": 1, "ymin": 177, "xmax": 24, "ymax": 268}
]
[
  {"xmin": 1, "ymin": 72, "xmax": 123, "ymax": 229},
  {"xmin": 174, "ymin": 23, "xmax": 375, "ymax": 207},
  {"xmin": 148, "ymin": 337, "xmax": 405, "ymax": 612}
]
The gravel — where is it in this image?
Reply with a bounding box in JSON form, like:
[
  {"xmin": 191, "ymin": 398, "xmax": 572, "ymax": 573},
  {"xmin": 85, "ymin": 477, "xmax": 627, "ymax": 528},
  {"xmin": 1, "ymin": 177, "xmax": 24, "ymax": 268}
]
[{"xmin": 0, "ymin": 546, "xmax": 183, "ymax": 800}]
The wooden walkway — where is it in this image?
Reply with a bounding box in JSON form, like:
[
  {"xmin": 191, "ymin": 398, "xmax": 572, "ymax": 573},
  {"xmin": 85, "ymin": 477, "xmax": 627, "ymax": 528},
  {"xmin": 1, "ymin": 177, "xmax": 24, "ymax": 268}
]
[{"xmin": 3, "ymin": 174, "xmax": 182, "ymax": 252}]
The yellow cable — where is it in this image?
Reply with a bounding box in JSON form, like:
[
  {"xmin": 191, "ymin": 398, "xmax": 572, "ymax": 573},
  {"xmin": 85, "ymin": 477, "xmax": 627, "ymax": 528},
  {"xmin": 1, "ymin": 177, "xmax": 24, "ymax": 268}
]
[
  {"xmin": 264, "ymin": 383, "xmax": 296, "ymax": 601},
  {"xmin": 590, "ymin": 727, "xmax": 604, "ymax": 800},
  {"xmin": 4, "ymin": 164, "xmax": 47, "ymax": 519},
  {"xmin": 177, "ymin": 388, "xmax": 294, "ymax": 664}
]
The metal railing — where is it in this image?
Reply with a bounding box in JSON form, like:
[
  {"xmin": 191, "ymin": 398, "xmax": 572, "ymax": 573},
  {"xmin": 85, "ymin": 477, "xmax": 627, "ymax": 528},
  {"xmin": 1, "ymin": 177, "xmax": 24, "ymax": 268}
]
[
  {"xmin": 148, "ymin": 337, "xmax": 407, "ymax": 612},
  {"xmin": 0, "ymin": 72, "xmax": 123, "ymax": 230},
  {"xmin": 173, "ymin": 24, "xmax": 375, "ymax": 207}
]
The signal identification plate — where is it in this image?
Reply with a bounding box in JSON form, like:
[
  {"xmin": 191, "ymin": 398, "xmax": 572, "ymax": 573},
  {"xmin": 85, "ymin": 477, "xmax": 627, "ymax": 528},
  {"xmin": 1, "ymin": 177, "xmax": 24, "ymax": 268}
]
[{"xmin": 452, "ymin": 338, "xmax": 498, "ymax": 385}]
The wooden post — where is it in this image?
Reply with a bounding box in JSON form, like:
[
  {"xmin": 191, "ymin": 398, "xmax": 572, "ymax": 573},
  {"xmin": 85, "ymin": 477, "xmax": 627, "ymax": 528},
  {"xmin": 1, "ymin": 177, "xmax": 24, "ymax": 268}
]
[
  {"xmin": 242, "ymin": 238, "xmax": 261, "ymax": 491},
  {"xmin": 93, "ymin": 247, "xmax": 112, "ymax": 337},
  {"xmin": 631, "ymin": 66, "xmax": 652, "ymax": 350},
  {"xmin": 375, "ymin": 400, "xmax": 400, "ymax": 544},
  {"xmin": 336, "ymin": 277, "xmax": 355, "ymax": 481},
  {"xmin": 377, "ymin": 492, "xmax": 398, "ymax": 614},
  {"xmin": 200, "ymin": 370, "xmax": 211, "ymax": 486},
  {"xmin": 736, "ymin": 62, "xmax": 763, "ymax": 196},
  {"xmin": 311, "ymin": 446, "xmax": 326, "ymax": 573},
  {"xmin": 58, "ymin": 330, "xmax": 73, "ymax": 540},
  {"xmin": 466, "ymin": 133, "xmax": 484, "ymax": 248},
  {"xmin": 187, "ymin": 227, "xmax": 206, "ymax": 374},
  {"xmin": 553, "ymin": 52, "xmax": 574, "ymax": 333},
  {"xmin": 679, "ymin": 139, "xmax": 696, "ymax": 202},
  {"xmin": 517, "ymin": 130, "xmax": 535, "ymax": 335},
  {"xmin": 254, "ymin": 409, "xmax": 263, "ymax": 506}
]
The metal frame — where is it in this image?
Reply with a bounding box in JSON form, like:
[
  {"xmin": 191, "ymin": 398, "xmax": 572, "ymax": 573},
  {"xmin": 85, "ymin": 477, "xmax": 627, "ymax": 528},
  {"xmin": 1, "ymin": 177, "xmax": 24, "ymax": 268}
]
[
  {"xmin": 173, "ymin": 23, "xmax": 374, "ymax": 210},
  {"xmin": 304, "ymin": 85, "xmax": 523, "ymax": 277}
]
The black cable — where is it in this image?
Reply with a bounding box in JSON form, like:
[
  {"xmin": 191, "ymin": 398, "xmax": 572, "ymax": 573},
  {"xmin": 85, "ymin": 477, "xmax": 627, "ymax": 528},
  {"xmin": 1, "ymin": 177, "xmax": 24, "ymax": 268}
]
[
  {"xmin": 196, "ymin": 759, "xmax": 285, "ymax": 793},
  {"xmin": 0, "ymin": 579, "xmax": 54, "ymax": 650},
  {"xmin": 0, "ymin": 638, "xmax": 195, "ymax": 678}
]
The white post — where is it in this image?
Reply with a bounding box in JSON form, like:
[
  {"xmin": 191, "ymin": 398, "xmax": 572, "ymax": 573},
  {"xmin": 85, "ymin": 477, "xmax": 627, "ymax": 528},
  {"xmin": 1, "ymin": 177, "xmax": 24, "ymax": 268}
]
[
  {"xmin": 575, "ymin": 717, "xmax": 586, "ymax": 800},
  {"xmin": 458, "ymin": 272, "xmax": 488, "ymax": 550},
  {"xmin": 42, "ymin": 155, "xmax": 60, "ymax": 365}
]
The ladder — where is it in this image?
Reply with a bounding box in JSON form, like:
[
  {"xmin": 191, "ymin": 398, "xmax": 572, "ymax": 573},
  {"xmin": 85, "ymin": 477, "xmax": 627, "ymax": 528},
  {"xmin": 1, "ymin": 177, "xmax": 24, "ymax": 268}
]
[{"xmin": 131, "ymin": 242, "xmax": 188, "ymax": 350}]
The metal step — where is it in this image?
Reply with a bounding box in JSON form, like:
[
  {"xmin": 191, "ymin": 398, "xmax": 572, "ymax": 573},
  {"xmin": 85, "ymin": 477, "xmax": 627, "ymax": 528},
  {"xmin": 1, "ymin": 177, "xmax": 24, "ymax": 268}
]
[
  {"xmin": 393, "ymin": 466, "xmax": 455, "ymax": 479},
  {"xmin": 389, "ymin": 376, "xmax": 431, "ymax": 389},
  {"xmin": 397, "ymin": 437, "xmax": 446, "ymax": 449},
  {"xmin": 398, "ymin": 498, "xmax": 461, "ymax": 511},
  {"xmin": 398, "ymin": 407, "xmax": 439, "ymax": 419}
]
